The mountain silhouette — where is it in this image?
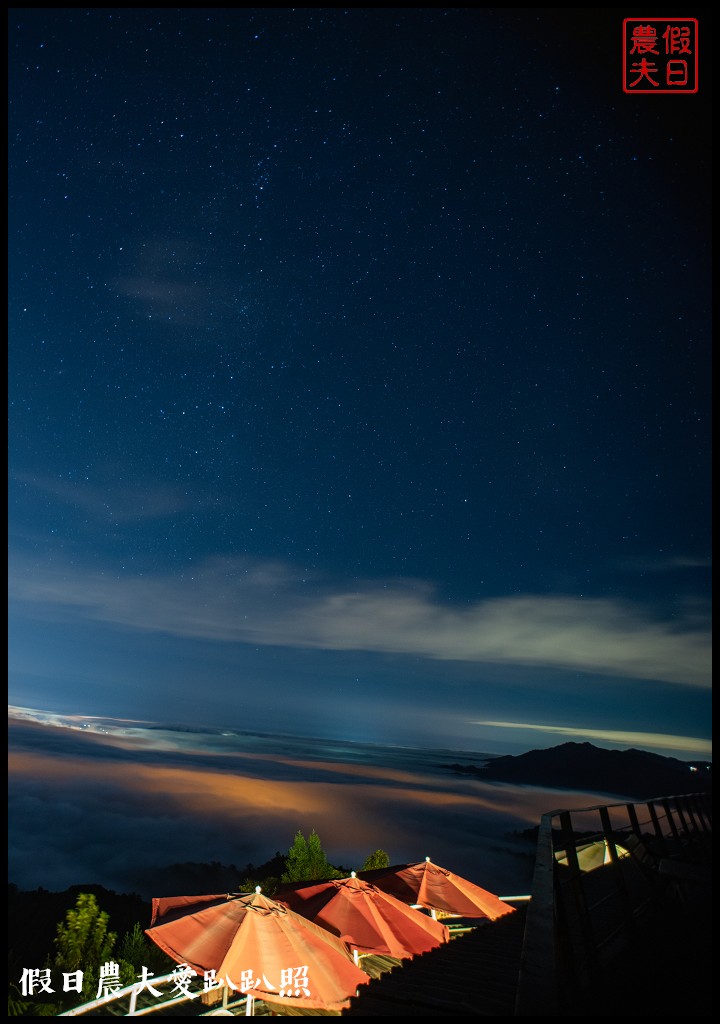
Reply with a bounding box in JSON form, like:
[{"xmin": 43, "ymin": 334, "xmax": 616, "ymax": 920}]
[{"xmin": 446, "ymin": 741, "xmax": 711, "ymax": 799}]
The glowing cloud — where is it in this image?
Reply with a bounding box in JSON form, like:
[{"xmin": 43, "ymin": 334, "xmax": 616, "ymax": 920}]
[
  {"xmin": 473, "ymin": 720, "xmax": 712, "ymax": 756},
  {"xmin": 9, "ymin": 554, "xmax": 711, "ymax": 688}
]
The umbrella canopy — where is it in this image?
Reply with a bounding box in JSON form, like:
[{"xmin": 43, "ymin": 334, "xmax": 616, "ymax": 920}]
[
  {"xmin": 556, "ymin": 838, "xmax": 632, "ymax": 872},
  {"xmin": 146, "ymin": 889, "xmax": 370, "ymax": 1012},
  {"xmin": 358, "ymin": 857, "xmax": 517, "ymax": 920},
  {"xmin": 276, "ymin": 873, "xmax": 450, "ymax": 959}
]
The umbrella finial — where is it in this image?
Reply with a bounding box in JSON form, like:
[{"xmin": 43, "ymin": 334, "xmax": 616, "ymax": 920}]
[
  {"xmin": 255, "ymin": 886, "xmax": 262, "ymax": 893},
  {"xmin": 426, "ymin": 856, "xmax": 431, "ymax": 862},
  {"xmin": 351, "ymin": 871, "xmax": 356, "ymax": 878}
]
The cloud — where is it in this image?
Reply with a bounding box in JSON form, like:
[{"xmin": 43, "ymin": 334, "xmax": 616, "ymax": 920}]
[
  {"xmin": 472, "ymin": 721, "xmax": 712, "ymax": 756},
  {"xmin": 8, "ymin": 554, "xmax": 711, "ymax": 689},
  {"xmin": 618, "ymin": 554, "xmax": 712, "ymax": 573},
  {"xmin": 11, "ymin": 472, "xmax": 221, "ymax": 523},
  {"xmin": 109, "ymin": 232, "xmax": 259, "ymax": 332},
  {"xmin": 8, "ymin": 718, "xmax": 608, "ymax": 898}
]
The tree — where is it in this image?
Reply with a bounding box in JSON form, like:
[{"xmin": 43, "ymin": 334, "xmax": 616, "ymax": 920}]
[
  {"xmin": 361, "ymin": 849, "xmax": 390, "ymax": 871},
  {"xmin": 118, "ymin": 922, "xmax": 173, "ymax": 977},
  {"xmin": 8, "ymin": 982, "xmax": 60, "ymax": 1017},
  {"xmin": 53, "ymin": 892, "xmax": 132, "ymax": 1003},
  {"xmin": 306, "ymin": 829, "xmax": 336, "ymax": 880},
  {"xmin": 281, "ymin": 829, "xmax": 342, "ymax": 883},
  {"xmin": 281, "ymin": 830, "xmax": 309, "ymax": 883},
  {"xmin": 238, "ymin": 875, "xmax": 280, "ymax": 897}
]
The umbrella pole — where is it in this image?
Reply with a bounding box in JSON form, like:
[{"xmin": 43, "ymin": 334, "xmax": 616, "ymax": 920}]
[{"xmin": 245, "ymin": 993, "xmax": 254, "ymax": 1016}]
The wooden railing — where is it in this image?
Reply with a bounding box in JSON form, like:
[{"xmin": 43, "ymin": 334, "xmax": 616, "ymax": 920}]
[{"xmin": 514, "ymin": 790, "xmax": 712, "ymax": 1016}]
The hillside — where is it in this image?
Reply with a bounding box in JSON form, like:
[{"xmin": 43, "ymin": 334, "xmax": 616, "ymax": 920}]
[{"xmin": 445, "ymin": 741, "xmax": 711, "ymax": 799}]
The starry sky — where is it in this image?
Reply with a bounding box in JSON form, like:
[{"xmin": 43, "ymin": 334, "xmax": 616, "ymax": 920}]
[{"xmin": 8, "ymin": 8, "xmax": 712, "ymax": 761}]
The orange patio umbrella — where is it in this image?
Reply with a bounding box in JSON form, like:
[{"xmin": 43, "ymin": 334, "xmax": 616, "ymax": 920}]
[
  {"xmin": 358, "ymin": 856, "xmax": 517, "ymax": 920},
  {"xmin": 276, "ymin": 872, "xmax": 450, "ymax": 959},
  {"xmin": 145, "ymin": 888, "xmax": 370, "ymax": 1013}
]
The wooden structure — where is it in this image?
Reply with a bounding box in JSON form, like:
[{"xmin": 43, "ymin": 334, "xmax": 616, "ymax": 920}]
[
  {"xmin": 515, "ymin": 789, "xmax": 712, "ymax": 1015},
  {"xmin": 58, "ymin": 789, "xmax": 712, "ymax": 1017},
  {"xmin": 344, "ymin": 789, "xmax": 711, "ymax": 1016}
]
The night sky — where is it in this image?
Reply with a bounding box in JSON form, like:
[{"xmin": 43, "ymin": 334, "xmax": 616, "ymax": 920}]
[{"xmin": 8, "ymin": 9, "xmax": 711, "ymax": 761}]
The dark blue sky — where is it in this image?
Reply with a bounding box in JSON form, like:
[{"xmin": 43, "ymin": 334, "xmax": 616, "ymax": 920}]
[{"xmin": 8, "ymin": 9, "xmax": 711, "ymax": 758}]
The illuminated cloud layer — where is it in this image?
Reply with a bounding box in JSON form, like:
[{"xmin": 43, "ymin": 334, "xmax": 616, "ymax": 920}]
[
  {"xmin": 473, "ymin": 720, "xmax": 712, "ymax": 756},
  {"xmin": 7, "ymin": 716, "xmax": 617, "ymax": 898},
  {"xmin": 9, "ymin": 554, "xmax": 711, "ymax": 688}
]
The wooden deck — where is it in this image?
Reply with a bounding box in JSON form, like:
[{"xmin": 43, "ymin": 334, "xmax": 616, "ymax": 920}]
[{"xmin": 344, "ymin": 791, "xmax": 712, "ymax": 1017}]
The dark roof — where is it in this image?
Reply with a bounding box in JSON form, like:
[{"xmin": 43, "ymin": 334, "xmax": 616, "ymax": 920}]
[{"xmin": 343, "ymin": 907, "xmax": 527, "ymax": 1016}]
